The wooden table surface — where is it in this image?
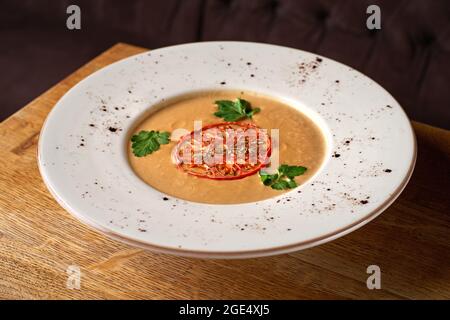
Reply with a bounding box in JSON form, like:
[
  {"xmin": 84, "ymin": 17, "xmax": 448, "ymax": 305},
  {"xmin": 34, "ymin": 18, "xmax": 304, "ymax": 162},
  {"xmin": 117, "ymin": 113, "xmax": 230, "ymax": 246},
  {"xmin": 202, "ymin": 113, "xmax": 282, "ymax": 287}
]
[{"xmin": 0, "ymin": 43, "xmax": 449, "ymax": 300}]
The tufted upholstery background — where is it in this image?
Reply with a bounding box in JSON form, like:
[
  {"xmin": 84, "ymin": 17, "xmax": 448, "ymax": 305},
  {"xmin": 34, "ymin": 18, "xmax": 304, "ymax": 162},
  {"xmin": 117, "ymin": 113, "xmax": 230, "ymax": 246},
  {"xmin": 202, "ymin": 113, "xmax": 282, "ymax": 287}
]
[{"xmin": 1, "ymin": 0, "xmax": 449, "ymax": 128}]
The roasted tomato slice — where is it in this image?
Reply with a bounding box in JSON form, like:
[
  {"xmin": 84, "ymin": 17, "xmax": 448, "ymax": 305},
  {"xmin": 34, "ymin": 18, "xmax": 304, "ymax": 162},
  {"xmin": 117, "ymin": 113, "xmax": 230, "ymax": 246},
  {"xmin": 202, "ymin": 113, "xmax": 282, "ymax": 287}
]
[{"xmin": 172, "ymin": 122, "xmax": 271, "ymax": 180}]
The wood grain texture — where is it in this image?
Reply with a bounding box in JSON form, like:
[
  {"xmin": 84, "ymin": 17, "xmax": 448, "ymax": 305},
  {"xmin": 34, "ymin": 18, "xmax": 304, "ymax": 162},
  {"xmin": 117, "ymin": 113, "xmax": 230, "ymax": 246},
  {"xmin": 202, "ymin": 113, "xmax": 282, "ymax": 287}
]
[{"xmin": 0, "ymin": 43, "xmax": 449, "ymax": 300}]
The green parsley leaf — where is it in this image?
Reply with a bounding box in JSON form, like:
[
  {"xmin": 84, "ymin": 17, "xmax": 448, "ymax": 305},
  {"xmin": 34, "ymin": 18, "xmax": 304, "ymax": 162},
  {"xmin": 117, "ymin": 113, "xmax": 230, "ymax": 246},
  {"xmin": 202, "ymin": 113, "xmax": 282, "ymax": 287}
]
[
  {"xmin": 260, "ymin": 172, "xmax": 278, "ymax": 186},
  {"xmin": 214, "ymin": 98, "xmax": 261, "ymax": 121},
  {"xmin": 259, "ymin": 164, "xmax": 307, "ymax": 190},
  {"xmin": 279, "ymin": 165, "xmax": 307, "ymax": 178},
  {"xmin": 286, "ymin": 179, "xmax": 298, "ymax": 189},
  {"xmin": 271, "ymin": 180, "xmax": 290, "ymax": 190},
  {"xmin": 131, "ymin": 130, "xmax": 170, "ymax": 157}
]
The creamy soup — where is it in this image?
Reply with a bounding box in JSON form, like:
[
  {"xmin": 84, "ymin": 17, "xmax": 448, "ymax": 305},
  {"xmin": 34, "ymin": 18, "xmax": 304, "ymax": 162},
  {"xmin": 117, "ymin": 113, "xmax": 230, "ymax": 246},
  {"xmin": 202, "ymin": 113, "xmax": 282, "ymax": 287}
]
[{"xmin": 128, "ymin": 91, "xmax": 326, "ymax": 204}]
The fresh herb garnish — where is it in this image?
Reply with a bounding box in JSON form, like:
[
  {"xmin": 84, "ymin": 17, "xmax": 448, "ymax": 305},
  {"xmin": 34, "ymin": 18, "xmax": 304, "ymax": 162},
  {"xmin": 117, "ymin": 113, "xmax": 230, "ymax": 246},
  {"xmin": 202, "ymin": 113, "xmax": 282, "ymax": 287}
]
[
  {"xmin": 259, "ymin": 165, "xmax": 307, "ymax": 190},
  {"xmin": 131, "ymin": 130, "xmax": 170, "ymax": 157},
  {"xmin": 214, "ymin": 98, "xmax": 261, "ymax": 121}
]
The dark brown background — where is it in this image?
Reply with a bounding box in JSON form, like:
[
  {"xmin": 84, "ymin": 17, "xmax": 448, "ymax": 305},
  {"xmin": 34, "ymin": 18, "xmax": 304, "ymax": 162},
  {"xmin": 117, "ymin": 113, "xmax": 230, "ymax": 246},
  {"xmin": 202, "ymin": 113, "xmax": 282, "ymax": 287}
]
[{"xmin": 1, "ymin": 0, "xmax": 449, "ymax": 129}]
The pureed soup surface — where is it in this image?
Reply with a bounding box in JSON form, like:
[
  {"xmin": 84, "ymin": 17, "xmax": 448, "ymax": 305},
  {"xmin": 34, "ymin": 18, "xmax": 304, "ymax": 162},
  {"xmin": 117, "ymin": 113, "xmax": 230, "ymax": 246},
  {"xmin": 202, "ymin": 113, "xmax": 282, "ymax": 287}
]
[{"xmin": 128, "ymin": 91, "xmax": 326, "ymax": 204}]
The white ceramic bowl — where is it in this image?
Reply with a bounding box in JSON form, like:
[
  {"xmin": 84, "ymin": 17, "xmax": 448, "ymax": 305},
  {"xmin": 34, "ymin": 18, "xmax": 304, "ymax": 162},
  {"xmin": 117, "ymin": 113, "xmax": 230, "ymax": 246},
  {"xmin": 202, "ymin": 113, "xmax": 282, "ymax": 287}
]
[{"xmin": 38, "ymin": 42, "xmax": 416, "ymax": 258}]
